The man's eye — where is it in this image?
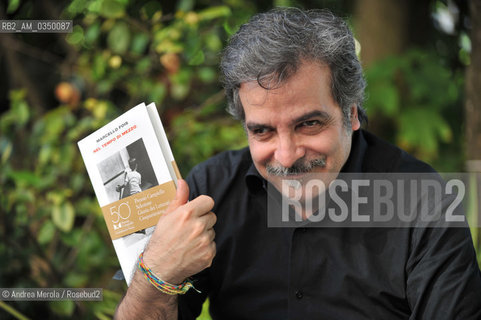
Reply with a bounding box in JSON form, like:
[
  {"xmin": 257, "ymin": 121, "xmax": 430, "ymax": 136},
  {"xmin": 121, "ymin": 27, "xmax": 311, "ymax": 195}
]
[
  {"xmin": 301, "ymin": 120, "xmax": 320, "ymax": 127},
  {"xmin": 297, "ymin": 120, "xmax": 323, "ymax": 134},
  {"xmin": 253, "ymin": 128, "xmax": 268, "ymax": 135},
  {"xmin": 250, "ymin": 127, "xmax": 272, "ymax": 140}
]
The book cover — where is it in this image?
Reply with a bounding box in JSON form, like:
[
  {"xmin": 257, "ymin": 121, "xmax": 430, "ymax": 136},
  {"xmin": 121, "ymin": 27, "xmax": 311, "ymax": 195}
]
[{"xmin": 78, "ymin": 102, "xmax": 177, "ymax": 284}]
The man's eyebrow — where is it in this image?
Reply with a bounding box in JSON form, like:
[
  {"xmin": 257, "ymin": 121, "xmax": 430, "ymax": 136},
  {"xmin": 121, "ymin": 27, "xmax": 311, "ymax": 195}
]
[
  {"xmin": 292, "ymin": 110, "xmax": 333, "ymax": 124},
  {"xmin": 245, "ymin": 122, "xmax": 273, "ymax": 132}
]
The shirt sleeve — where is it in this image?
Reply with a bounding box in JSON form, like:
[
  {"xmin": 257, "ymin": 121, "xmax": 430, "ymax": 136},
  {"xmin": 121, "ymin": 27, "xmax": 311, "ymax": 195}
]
[
  {"xmin": 406, "ymin": 221, "xmax": 481, "ymax": 318},
  {"xmin": 177, "ymin": 165, "xmax": 210, "ymax": 319}
]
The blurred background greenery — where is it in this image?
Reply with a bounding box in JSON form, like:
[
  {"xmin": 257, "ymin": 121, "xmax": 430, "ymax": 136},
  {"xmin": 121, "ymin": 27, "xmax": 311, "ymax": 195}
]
[{"xmin": 1, "ymin": 0, "xmax": 480, "ymax": 319}]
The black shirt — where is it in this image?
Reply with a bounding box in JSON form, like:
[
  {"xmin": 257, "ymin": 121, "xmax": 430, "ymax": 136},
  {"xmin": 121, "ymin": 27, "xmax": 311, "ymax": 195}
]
[{"xmin": 179, "ymin": 129, "xmax": 481, "ymax": 319}]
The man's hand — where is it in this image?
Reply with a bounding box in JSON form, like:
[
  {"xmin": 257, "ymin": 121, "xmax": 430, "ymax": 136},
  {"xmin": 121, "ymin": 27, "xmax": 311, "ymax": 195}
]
[
  {"xmin": 143, "ymin": 178, "xmax": 217, "ymax": 284},
  {"xmin": 115, "ymin": 179, "xmax": 216, "ymax": 319}
]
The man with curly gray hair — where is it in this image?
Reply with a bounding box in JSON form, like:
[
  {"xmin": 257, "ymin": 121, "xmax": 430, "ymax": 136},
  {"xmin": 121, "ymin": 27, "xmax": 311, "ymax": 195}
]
[
  {"xmin": 116, "ymin": 8, "xmax": 481, "ymax": 320},
  {"xmin": 222, "ymin": 8, "xmax": 367, "ymax": 126}
]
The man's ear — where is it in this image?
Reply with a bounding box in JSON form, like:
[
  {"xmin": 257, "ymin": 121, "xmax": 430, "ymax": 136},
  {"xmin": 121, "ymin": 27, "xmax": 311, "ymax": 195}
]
[{"xmin": 350, "ymin": 105, "xmax": 361, "ymax": 131}]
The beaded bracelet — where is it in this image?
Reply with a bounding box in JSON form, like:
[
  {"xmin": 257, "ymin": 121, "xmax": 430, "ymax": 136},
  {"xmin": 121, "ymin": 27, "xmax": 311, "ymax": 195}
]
[{"xmin": 137, "ymin": 252, "xmax": 198, "ymax": 295}]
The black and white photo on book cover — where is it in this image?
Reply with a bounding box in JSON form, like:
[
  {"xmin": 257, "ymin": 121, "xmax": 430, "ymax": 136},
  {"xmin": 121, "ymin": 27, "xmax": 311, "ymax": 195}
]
[{"xmin": 97, "ymin": 138, "xmax": 159, "ymax": 203}]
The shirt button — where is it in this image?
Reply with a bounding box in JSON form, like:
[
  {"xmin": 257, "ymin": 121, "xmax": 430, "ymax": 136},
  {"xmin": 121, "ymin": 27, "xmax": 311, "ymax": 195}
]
[{"xmin": 295, "ymin": 290, "xmax": 303, "ymax": 299}]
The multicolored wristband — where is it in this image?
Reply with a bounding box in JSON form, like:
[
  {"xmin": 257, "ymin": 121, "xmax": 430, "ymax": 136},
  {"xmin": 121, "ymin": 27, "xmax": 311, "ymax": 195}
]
[{"xmin": 137, "ymin": 252, "xmax": 198, "ymax": 295}]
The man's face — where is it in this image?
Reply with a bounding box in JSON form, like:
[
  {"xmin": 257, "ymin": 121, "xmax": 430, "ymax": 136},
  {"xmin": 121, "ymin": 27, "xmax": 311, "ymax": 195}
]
[{"xmin": 239, "ymin": 61, "xmax": 360, "ymax": 203}]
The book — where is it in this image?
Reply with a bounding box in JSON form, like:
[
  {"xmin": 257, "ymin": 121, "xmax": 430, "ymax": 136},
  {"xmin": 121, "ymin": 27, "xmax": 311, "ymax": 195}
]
[{"xmin": 78, "ymin": 102, "xmax": 180, "ymax": 285}]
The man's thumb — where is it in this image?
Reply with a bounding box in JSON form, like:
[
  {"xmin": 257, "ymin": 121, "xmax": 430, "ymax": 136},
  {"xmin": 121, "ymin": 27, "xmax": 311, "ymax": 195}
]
[{"xmin": 167, "ymin": 179, "xmax": 189, "ymax": 212}]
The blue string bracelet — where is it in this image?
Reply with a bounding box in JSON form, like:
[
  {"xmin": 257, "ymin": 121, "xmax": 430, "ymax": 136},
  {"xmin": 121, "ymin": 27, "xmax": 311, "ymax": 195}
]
[{"xmin": 138, "ymin": 252, "xmax": 199, "ymax": 295}]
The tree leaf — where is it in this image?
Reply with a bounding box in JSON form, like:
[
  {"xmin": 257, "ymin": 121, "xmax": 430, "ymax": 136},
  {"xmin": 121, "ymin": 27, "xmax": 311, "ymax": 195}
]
[
  {"xmin": 99, "ymin": 0, "xmax": 125, "ymax": 19},
  {"xmin": 107, "ymin": 22, "xmax": 130, "ymax": 54},
  {"xmin": 131, "ymin": 33, "xmax": 150, "ymax": 55},
  {"xmin": 66, "ymin": 25, "xmax": 84, "ymax": 46},
  {"xmin": 177, "ymin": 0, "xmax": 195, "ymax": 12},
  {"xmin": 85, "ymin": 22, "xmax": 101, "ymax": 45},
  {"xmin": 52, "ymin": 202, "xmax": 75, "ymax": 232},
  {"xmin": 7, "ymin": 0, "xmax": 20, "ymax": 13},
  {"xmin": 141, "ymin": 1, "xmax": 162, "ymax": 19},
  {"xmin": 188, "ymin": 50, "xmax": 205, "ymax": 65},
  {"xmin": 0, "ymin": 138, "xmax": 12, "ymax": 165},
  {"xmin": 38, "ymin": 221, "xmax": 55, "ymax": 245},
  {"xmin": 8, "ymin": 170, "xmax": 42, "ymax": 189},
  {"xmin": 198, "ymin": 6, "xmax": 231, "ymax": 21}
]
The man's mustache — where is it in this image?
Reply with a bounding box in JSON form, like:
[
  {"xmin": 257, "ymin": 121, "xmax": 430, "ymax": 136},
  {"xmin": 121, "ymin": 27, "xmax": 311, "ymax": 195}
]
[{"xmin": 266, "ymin": 157, "xmax": 326, "ymax": 177}]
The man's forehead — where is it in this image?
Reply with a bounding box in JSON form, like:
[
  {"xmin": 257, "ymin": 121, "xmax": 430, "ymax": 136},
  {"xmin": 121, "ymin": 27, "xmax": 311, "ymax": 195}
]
[
  {"xmin": 239, "ymin": 81, "xmax": 272, "ymax": 106},
  {"xmin": 239, "ymin": 62, "xmax": 331, "ymax": 95},
  {"xmin": 238, "ymin": 60, "xmax": 341, "ymax": 128},
  {"xmin": 238, "ymin": 61, "xmax": 331, "ymax": 85}
]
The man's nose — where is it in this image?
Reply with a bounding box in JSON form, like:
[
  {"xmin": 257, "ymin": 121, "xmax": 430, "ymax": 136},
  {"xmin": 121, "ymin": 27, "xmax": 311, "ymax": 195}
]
[{"xmin": 273, "ymin": 133, "xmax": 305, "ymax": 168}]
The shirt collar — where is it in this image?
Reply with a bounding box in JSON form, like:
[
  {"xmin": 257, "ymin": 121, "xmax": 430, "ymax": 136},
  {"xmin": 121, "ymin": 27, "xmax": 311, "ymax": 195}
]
[
  {"xmin": 340, "ymin": 129, "xmax": 367, "ymax": 173},
  {"xmin": 245, "ymin": 162, "xmax": 266, "ymax": 193}
]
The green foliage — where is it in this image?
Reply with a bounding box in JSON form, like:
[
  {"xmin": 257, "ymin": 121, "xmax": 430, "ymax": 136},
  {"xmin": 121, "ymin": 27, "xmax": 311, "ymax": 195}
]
[
  {"xmin": 197, "ymin": 298, "xmax": 211, "ymax": 320},
  {"xmin": 1, "ymin": 0, "xmax": 255, "ymax": 318},
  {"xmin": 60, "ymin": 0, "xmax": 254, "ymax": 176},
  {"xmin": 6, "ymin": 0, "xmax": 20, "ymax": 13},
  {"xmin": 61, "ymin": 0, "xmax": 252, "ymax": 114},
  {"xmin": 172, "ymin": 106, "xmax": 247, "ymax": 175},
  {"xmin": 364, "ymin": 49, "xmax": 464, "ymax": 170},
  {"xmin": 1, "ymin": 91, "xmax": 122, "ymax": 318}
]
